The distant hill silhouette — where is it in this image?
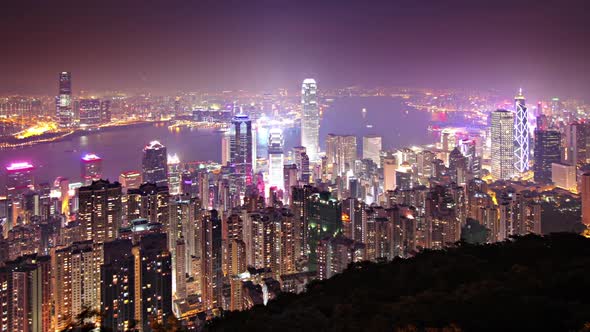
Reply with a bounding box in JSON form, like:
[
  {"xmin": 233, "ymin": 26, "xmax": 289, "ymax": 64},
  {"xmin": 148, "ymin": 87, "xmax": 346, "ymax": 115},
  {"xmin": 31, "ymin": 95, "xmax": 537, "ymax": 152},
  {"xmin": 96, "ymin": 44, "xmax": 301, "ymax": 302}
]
[{"xmin": 207, "ymin": 233, "xmax": 590, "ymax": 332}]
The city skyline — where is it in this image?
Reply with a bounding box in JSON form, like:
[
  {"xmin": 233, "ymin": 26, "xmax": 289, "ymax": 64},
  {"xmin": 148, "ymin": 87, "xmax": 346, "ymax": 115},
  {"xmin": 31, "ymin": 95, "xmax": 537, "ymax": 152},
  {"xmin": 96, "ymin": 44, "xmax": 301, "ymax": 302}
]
[{"xmin": 2, "ymin": 2, "xmax": 590, "ymax": 331}]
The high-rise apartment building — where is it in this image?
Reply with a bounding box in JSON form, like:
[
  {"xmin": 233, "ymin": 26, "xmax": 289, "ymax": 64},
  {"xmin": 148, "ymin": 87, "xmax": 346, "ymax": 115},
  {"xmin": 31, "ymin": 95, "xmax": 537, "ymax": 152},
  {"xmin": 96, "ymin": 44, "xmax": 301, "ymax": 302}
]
[
  {"xmin": 200, "ymin": 209, "xmax": 222, "ymax": 310},
  {"xmin": 77, "ymin": 179, "xmax": 122, "ymax": 243},
  {"xmin": 0, "ymin": 255, "xmax": 52, "ymax": 332},
  {"xmin": 126, "ymin": 183, "xmax": 170, "ymax": 227},
  {"xmin": 101, "ymin": 239, "xmax": 136, "ymax": 332},
  {"xmin": 52, "ymin": 241, "xmax": 103, "ymax": 330},
  {"xmin": 134, "ymin": 233, "xmax": 172, "ymax": 331}
]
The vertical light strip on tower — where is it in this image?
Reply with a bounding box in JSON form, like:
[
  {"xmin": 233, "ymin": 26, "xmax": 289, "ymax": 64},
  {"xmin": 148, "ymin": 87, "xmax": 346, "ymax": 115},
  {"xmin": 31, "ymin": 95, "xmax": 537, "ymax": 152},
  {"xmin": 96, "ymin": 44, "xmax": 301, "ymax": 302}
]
[{"xmin": 514, "ymin": 88, "xmax": 530, "ymax": 173}]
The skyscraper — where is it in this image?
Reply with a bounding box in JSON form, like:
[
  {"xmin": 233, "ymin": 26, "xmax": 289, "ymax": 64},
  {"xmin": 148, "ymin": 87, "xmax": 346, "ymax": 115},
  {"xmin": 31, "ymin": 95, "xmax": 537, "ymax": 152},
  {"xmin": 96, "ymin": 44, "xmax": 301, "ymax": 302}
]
[
  {"xmin": 100, "ymin": 100, "xmax": 112, "ymax": 123},
  {"xmin": 5, "ymin": 162, "xmax": 35, "ymax": 227},
  {"xmin": 52, "ymin": 241, "xmax": 103, "ymax": 330},
  {"xmin": 325, "ymin": 134, "xmax": 357, "ymax": 177},
  {"xmin": 533, "ymin": 129, "xmax": 561, "ymax": 183},
  {"xmin": 301, "ymin": 79, "xmax": 319, "ymax": 161},
  {"xmin": 221, "ymin": 132, "xmax": 231, "ymax": 166},
  {"xmin": 458, "ymin": 139, "xmax": 480, "ymax": 178},
  {"xmin": 167, "ymin": 153, "xmax": 181, "ymax": 195},
  {"xmin": 77, "ymin": 179, "xmax": 123, "ymax": 243},
  {"xmin": 268, "ymin": 128, "xmax": 284, "ymax": 191},
  {"xmin": 491, "ymin": 110, "xmax": 515, "ymax": 180},
  {"xmin": 0, "ymin": 255, "xmax": 52, "ymax": 332},
  {"xmin": 383, "ymin": 156, "xmax": 397, "ymax": 191},
  {"xmin": 101, "ymin": 239, "xmax": 135, "ymax": 332},
  {"xmin": 79, "ymin": 99, "xmax": 101, "ymax": 126},
  {"xmin": 362, "ymin": 135, "xmax": 382, "ymax": 165},
  {"xmin": 551, "ymin": 163, "xmax": 577, "ymax": 192},
  {"xmin": 142, "ymin": 140, "xmax": 168, "ymax": 187},
  {"xmin": 293, "ymin": 146, "xmax": 310, "ymax": 183},
  {"xmin": 126, "ymin": 183, "xmax": 170, "ymax": 227},
  {"xmin": 200, "ymin": 209, "xmax": 222, "ymax": 310},
  {"xmin": 514, "ymin": 89, "xmax": 530, "ymax": 173},
  {"xmin": 134, "ymin": 233, "xmax": 172, "ymax": 331},
  {"xmin": 565, "ymin": 122, "xmax": 590, "ymax": 166},
  {"xmin": 81, "ymin": 153, "xmax": 102, "ymax": 185},
  {"xmin": 56, "ymin": 72, "xmax": 74, "ymax": 128},
  {"xmin": 230, "ymin": 114, "xmax": 253, "ymax": 183}
]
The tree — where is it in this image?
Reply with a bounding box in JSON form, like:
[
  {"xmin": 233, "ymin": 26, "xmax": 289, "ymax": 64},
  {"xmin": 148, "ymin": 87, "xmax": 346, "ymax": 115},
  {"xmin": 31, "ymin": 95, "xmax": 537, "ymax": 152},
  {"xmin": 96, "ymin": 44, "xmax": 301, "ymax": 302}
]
[{"xmin": 460, "ymin": 218, "xmax": 489, "ymax": 244}]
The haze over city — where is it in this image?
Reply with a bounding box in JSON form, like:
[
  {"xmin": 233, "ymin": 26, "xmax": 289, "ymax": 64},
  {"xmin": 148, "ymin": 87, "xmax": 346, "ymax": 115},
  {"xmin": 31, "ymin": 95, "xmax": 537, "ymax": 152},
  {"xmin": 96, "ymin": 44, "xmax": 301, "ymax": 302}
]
[
  {"xmin": 1, "ymin": 0, "xmax": 589, "ymax": 97},
  {"xmin": 1, "ymin": 1, "xmax": 590, "ymax": 332}
]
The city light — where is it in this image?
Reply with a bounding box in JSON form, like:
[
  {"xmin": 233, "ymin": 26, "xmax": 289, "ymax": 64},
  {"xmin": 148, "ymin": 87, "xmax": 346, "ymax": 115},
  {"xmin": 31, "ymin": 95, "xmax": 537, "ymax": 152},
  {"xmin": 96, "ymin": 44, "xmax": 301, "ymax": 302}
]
[
  {"xmin": 6, "ymin": 161, "xmax": 34, "ymax": 171},
  {"xmin": 1, "ymin": 2, "xmax": 589, "ymax": 330}
]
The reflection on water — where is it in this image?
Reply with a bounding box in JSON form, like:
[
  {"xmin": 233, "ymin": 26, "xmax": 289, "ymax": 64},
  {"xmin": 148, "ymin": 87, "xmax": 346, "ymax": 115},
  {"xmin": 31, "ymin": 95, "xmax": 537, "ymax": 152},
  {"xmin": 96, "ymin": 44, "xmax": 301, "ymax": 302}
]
[
  {"xmin": 320, "ymin": 96, "xmax": 433, "ymax": 154},
  {"xmin": 1, "ymin": 96, "xmax": 435, "ymax": 187}
]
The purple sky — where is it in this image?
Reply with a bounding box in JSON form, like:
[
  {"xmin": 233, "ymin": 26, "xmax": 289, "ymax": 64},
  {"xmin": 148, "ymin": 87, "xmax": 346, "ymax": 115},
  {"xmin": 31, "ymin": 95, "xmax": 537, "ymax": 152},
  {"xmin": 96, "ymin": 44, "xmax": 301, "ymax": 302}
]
[{"xmin": 1, "ymin": 0, "xmax": 589, "ymax": 97}]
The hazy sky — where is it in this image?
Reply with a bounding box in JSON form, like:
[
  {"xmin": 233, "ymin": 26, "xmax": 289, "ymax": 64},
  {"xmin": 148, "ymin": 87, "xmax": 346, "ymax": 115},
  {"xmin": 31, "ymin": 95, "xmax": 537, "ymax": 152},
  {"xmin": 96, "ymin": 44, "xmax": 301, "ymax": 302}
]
[{"xmin": 1, "ymin": 0, "xmax": 589, "ymax": 97}]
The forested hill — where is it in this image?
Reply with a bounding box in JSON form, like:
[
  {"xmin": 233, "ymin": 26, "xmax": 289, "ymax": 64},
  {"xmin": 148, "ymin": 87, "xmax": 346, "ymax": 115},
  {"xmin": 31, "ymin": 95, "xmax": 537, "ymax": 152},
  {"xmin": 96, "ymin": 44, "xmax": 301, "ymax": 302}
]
[{"xmin": 207, "ymin": 233, "xmax": 590, "ymax": 332}]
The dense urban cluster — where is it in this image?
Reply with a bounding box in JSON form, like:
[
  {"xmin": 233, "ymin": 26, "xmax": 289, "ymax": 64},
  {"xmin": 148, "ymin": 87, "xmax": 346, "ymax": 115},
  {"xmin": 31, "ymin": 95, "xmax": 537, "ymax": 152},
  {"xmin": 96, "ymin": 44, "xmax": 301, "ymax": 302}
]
[{"xmin": 1, "ymin": 75, "xmax": 589, "ymax": 332}]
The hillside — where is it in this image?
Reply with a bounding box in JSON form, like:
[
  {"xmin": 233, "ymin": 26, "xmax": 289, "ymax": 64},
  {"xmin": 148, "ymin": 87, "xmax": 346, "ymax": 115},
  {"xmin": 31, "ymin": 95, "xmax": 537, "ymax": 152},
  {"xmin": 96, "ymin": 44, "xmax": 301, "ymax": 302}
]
[{"xmin": 207, "ymin": 233, "xmax": 590, "ymax": 332}]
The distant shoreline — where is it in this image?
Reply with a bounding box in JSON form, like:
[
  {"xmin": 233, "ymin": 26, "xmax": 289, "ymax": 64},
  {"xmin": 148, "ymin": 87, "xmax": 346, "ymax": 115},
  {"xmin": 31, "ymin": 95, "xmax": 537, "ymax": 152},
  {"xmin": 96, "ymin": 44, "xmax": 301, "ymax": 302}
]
[{"xmin": 0, "ymin": 121, "xmax": 167, "ymax": 150}]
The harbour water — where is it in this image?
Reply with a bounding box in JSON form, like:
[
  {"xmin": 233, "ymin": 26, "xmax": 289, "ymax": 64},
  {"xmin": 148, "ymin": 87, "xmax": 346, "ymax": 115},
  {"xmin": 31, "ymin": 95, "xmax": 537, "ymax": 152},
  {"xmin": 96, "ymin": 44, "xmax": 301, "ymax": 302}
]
[{"xmin": 0, "ymin": 96, "xmax": 434, "ymax": 187}]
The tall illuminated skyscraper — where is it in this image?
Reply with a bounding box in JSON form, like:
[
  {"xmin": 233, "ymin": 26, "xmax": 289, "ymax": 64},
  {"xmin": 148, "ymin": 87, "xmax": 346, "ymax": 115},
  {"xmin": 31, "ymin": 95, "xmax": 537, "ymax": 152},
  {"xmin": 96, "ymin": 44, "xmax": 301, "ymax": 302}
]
[
  {"xmin": 56, "ymin": 71, "xmax": 74, "ymax": 127},
  {"xmin": 268, "ymin": 128, "xmax": 284, "ymax": 191},
  {"xmin": 142, "ymin": 140, "xmax": 168, "ymax": 187},
  {"xmin": 491, "ymin": 110, "xmax": 515, "ymax": 180},
  {"xmin": 167, "ymin": 153, "xmax": 181, "ymax": 195},
  {"xmin": 301, "ymin": 79, "xmax": 319, "ymax": 161},
  {"xmin": 362, "ymin": 135, "xmax": 382, "ymax": 165},
  {"xmin": 81, "ymin": 153, "xmax": 102, "ymax": 185},
  {"xmin": 514, "ymin": 89, "xmax": 530, "ymax": 173},
  {"xmin": 230, "ymin": 114, "xmax": 253, "ymax": 183}
]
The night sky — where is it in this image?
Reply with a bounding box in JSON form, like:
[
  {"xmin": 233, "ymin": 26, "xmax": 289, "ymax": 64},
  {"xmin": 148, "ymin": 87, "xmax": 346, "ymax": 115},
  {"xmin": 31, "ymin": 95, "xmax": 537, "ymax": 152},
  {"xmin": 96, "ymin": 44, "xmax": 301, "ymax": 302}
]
[{"xmin": 1, "ymin": 0, "xmax": 589, "ymax": 97}]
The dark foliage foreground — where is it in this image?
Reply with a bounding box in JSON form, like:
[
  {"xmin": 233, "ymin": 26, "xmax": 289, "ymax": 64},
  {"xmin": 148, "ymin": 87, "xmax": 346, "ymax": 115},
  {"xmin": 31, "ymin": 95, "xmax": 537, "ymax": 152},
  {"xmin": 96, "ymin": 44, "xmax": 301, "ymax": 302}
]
[{"xmin": 207, "ymin": 233, "xmax": 590, "ymax": 332}]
